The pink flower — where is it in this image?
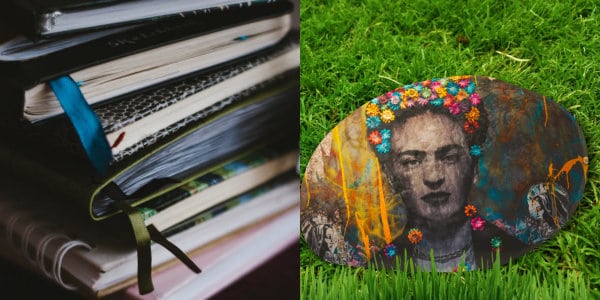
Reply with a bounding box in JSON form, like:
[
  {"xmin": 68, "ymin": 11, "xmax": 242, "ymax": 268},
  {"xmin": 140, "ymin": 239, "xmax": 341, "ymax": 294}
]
[
  {"xmin": 449, "ymin": 102, "xmax": 460, "ymax": 115},
  {"xmin": 470, "ymin": 217, "xmax": 486, "ymax": 231},
  {"xmin": 458, "ymin": 79, "xmax": 470, "ymax": 88},
  {"xmin": 469, "ymin": 93, "xmax": 481, "ymax": 106}
]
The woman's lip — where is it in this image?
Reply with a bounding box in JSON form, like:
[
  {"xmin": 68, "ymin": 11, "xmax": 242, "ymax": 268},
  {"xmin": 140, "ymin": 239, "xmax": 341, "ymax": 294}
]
[{"xmin": 421, "ymin": 192, "xmax": 451, "ymax": 206}]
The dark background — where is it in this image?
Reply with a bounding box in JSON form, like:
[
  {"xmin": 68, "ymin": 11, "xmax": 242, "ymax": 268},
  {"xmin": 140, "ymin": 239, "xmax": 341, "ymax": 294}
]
[{"xmin": 0, "ymin": 243, "xmax": 299, "ymax": 299}]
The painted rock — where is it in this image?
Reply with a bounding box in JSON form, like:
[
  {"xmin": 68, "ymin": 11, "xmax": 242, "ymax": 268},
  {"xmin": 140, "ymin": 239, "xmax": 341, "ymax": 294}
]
[{"xmin": 300, "ymin": 76, "xmax": 588, "ymax": 271}]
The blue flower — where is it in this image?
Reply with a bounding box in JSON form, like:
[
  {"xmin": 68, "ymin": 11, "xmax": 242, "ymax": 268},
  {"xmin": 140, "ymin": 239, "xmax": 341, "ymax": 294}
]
[
  {"xmin": 371, "ymin": 98, "xmax": 379, "ymax": 104},
  {"xmin": 446, "ymin": 81, "xmax": 459, "ymax": 95},
  {"xmin": 430, "ymin": 98, "xmax": 444, "ymax": 107},
  {"xmin": 466, "ymin": 81, "xmax": 476, "ymax": 94},
  {"xmin": 413, "ymin": 83, "xmax": 423, "ymax": 92},
  {"xmin": 366, "ymin": 116, "xmax": 381, "ymax": 129},
  {"xmin": 376, "ymin": 140, "xmax": 391, "ymax": 153},
  {"xmin": 380, "ymin": 128, "xmax": 392, "ymax": 139},
  {"xmin": 383, "ymin": 244, "xmax": 397, "ymax": 258},
  {"xmin": 388, "ymin": 102, "xmax": 400, "ymax": 111},
  {"xmin": 470, "ymin": 145, "xmax": 482, "ymax": 156}
]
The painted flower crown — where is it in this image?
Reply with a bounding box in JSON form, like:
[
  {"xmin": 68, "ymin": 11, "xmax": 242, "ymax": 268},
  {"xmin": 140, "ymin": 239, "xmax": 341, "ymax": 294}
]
[{"xmin": 365, "ymin": 76, "xmax": 483, "ymax": 156}]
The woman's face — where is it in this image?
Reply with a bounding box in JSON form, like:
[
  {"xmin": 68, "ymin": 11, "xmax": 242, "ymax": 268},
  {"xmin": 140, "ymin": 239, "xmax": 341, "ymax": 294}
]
[
  {"xmin": 389, "ymin": 111, "xmax": 475, "ymax": 224},
  {"xmin": 324, "ymin": 226, "xmax": 337, "ymax": 251}
]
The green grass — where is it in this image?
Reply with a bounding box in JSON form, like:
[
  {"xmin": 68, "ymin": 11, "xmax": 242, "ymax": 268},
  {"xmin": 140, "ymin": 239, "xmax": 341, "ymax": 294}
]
[
  {"xmin": 302, "ymin": 248, "xmax": 593, "ymax": 299},
  {"xmin": 300, "ymin": 0, "xmax": 600, "ymax": 298}
]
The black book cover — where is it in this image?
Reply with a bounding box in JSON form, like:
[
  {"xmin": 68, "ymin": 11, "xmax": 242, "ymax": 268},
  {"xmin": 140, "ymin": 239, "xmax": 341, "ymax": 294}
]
[
  {"xmin": 0, "ymin": 0, "xmax": 126, "ymax": 37},
  {"xmin": 0, "ymin": 0, "xmax": 285, "ymax": 37},
  {"xmin": 0, "ymin": 2, "xmax": 292, "ymax": 125}
]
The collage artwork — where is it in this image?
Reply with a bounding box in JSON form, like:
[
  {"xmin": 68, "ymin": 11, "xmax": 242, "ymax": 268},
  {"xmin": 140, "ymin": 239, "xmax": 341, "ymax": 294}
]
[{"xmin": 301, "ymin": 76, "xmax": 588, "ymax": 271}]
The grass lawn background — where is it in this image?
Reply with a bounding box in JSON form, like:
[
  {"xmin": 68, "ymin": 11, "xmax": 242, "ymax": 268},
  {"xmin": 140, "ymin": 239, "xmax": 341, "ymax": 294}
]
[{"xmin": 299, "ymin": 0, "xmax": 599, "ymax": 298}]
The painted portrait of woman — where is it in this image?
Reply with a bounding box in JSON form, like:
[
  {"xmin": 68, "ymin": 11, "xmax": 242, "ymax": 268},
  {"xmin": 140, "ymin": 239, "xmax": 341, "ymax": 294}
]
[{"xmin": 301, "ymin": 76, "xmax": 588, "ymax": 271}]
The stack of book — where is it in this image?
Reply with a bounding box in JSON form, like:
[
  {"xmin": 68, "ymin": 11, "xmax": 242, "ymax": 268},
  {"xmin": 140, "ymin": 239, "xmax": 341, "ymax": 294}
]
[{"xmin": 0, "ymin": 0, "xmax": 299, "ymax": 298}]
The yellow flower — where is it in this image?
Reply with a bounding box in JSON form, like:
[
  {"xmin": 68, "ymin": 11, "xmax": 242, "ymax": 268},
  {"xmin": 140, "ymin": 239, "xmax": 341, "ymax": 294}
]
[
  {"xmin": 405, "ymin": 88, "xmax": 419, "ymax": 100},
  {"xmin": 465, "ymin": 107, "xmax": 480, "ymax": 123},
  {"xmin": 366, "ymin": 103, "xmax": 380, "ymax": 116},
  {"xmin": 381, "ymin": 109, "xmax": 395, "ymax": 123},
  {"xmin": 435, "ymin": 86, "xmax": 447, "ymax": 98}
]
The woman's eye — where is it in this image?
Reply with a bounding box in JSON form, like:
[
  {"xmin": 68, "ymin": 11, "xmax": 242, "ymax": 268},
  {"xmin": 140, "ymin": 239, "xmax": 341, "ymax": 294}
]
[
  {"xmin": 400, "ymin": 159, "xmax": 421, "ymax": 168},
  {"xmin": 442, "ymin": 154, "xmax": 460, "ymax": 163}
]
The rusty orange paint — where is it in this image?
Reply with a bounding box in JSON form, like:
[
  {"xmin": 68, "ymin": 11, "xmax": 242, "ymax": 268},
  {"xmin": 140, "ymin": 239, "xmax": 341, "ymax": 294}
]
[
  {"xmin": 549, "ymin": 156, "xmax": 588, "ymax": 189},
  {"xmin": 547, "ymin": 156, "xmax": 588, "ymax": 227},
  {"xmin": 543, "ymin": 96, "xmax": 549, "ymax": 128}
]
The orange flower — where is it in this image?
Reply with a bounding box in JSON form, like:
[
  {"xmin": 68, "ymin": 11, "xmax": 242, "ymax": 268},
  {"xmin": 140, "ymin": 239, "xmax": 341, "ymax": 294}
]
[
  {"xmin": 368, "ymin": 131, "xmax": 382, "ymax": 145},
  {"xmin": 456, "ymin": 90, "xmax": 468, "ymax": 102},
  {"xmin": 380, "ymin": 109, "xmax": 395, "ymax": 123},
  {"xmin": 464, "ymin": 204, "xmax": 477, "ymax": 217},
  {"xmin": 366, "ymin": 103, "xmax": 380, "ymax": 116},
  {"xmin": 407, "ymin": 228, "xmax": 423, "ymax": 244},
  {"xmin": 465, "ymin": 107, "xmax": 480, "ymax": 123}
]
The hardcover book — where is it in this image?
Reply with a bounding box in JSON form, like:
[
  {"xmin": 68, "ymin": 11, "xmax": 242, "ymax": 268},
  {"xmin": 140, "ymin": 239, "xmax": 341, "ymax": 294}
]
[
  {"xmin": 0, "ymin": 83, "xmax": 300, "ymax": 221},
  {"xmin": 14, "ymin": 35, "xmax": 299, "ymax": 163},
  {"xmin": 0, "ymin": 1, "xmax": 293, "ymax": 124},
  {"xmin": 0, "ymin": 0, "xmax": 286, "ymax": 37},
  {"xmin": 0, "ymin": 164, "xmax": 299, "ymax": 297}
]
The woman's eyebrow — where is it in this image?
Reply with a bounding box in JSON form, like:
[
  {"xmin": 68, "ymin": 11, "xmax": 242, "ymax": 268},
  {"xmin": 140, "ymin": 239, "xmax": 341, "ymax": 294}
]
[
  {"xmin": 396, "ymin": 150, "xmax": 426, "ymax": 158},
  {"xmin": 435, "ymin": 144, "xmax": 464, "ymax": 157}
]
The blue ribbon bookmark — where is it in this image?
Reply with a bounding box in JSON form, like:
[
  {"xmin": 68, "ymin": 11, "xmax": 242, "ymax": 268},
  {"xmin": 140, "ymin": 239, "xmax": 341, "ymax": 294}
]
[{"xmin": 49, "ymin": 76, "xmax": 112, "ymax": 175}]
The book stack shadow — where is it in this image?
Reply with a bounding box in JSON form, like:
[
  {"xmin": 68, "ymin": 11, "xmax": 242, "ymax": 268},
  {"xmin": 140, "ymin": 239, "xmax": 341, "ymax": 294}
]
[{"xmin": 0, "ymin": 0, "xmax": 299, "ymax": 298}]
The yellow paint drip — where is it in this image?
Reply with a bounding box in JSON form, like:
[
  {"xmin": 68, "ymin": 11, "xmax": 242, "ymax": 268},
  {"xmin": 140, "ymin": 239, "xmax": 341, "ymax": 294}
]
[
  {"xmin": 304, "ymin": 176, "xmax": 311, "ymax": 207},
  {"xmin": 355, "ymin": 212, "xmax": 370, "ymax": 260},
  {"xmin": 375, "ymin": 158, "xmax": 392, "ymax": 244},
  {"xmin": 333, "ymin": 127, "xmax": 351, "ymax": 233}
]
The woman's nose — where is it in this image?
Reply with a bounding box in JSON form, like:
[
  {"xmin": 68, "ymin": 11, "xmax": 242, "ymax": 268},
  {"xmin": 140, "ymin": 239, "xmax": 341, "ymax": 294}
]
[{"xmin": 422, "ymin": 160, "xmax": 444, "ymax": 189}]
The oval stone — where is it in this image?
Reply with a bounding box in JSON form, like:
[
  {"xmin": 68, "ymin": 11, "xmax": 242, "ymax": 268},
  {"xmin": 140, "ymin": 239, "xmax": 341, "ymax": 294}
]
[{"xmin": 300, "ymin": 76, "xmax": 588, "ymax": 271}]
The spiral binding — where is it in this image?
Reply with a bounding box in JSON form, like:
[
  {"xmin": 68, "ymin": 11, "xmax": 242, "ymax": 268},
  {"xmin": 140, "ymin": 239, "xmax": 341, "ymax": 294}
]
[{"xmin": 2, "ymin": 204, "xmax": 92, "ymax": 291}]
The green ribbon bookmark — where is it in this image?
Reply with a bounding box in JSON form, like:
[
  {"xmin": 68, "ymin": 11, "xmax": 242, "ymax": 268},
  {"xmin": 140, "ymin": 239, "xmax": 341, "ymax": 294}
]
[{"xmin": 106, "ymin": 182, "xmax": 201, "ymax": 294}]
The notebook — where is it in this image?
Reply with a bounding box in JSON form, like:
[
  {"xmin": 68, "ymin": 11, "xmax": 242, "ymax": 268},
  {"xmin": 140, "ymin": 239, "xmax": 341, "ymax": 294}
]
[
  {"xmin": 111, "ymin": 205, "xmax": 299, "ymax": 300},
  {"xmin": 0, "ymin": 83, "xmax": 300, "ymax": 221},
  {"xmin": 0, "ymin": 169, "xmax": 299, "ymax": 298},
  {"xmin": 0, "ymin": 0, "xmax": 289, "ymax": 37},
  {"xmin": 0, "ymin": 2, "xmax": 293, "ymax": 123},
  {"xmin": 22, "ymin": 35, "xmax": 299, "ymax": 162}
]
